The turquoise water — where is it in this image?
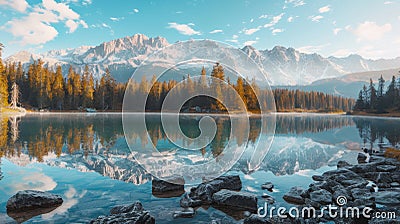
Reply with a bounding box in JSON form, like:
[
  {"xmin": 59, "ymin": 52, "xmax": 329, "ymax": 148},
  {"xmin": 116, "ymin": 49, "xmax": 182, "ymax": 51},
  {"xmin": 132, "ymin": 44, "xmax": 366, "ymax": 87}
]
[{"xmin": 0, "ymin": 114, "xmax": 398, "ymax": 223}]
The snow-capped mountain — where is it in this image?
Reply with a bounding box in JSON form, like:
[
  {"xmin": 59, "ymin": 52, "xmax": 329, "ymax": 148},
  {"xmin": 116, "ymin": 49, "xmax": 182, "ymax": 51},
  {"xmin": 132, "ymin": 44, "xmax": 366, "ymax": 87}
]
[{"xmin": 5, "ymin": 33, "xmax": 400, "ymax": 85}]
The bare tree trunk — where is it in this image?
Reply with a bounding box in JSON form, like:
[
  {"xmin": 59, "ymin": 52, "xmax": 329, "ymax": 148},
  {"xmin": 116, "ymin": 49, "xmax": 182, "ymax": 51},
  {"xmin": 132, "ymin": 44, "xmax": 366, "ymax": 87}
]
[{"xmin": 10, "ymin": 82, "xmax": 19, "ymax": 109}]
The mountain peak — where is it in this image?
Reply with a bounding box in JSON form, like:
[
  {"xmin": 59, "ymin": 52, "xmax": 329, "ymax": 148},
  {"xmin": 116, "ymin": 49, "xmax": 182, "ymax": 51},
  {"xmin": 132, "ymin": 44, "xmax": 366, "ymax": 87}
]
[{"xmin": 5, "ymin": 34, "xmax": 400, "ymax": 85}]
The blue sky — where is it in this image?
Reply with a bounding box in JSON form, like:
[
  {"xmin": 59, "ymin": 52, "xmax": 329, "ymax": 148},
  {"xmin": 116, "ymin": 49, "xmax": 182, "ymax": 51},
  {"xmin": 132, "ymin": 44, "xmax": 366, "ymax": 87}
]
[{"xmin": 0, "ymin": 0, "xmax": 399, "ymax": 59}]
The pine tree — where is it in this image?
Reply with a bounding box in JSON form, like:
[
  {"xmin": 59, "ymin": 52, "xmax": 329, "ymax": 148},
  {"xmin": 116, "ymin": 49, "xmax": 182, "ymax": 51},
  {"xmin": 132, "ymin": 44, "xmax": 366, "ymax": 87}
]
[
  {"xmin": 354, "ymin": 90, "xmax": 365, "ymax": 110},
  {"xmin": 369, "ymin": 79, "xmax": 377, "ymax": 110},
  {"xmin": 0, "ymin": 43, "xmax": 8, "ymax": 108},
  {"xmin": 53, "ymin": 66, "xmax": 65, "ymax": 110}
]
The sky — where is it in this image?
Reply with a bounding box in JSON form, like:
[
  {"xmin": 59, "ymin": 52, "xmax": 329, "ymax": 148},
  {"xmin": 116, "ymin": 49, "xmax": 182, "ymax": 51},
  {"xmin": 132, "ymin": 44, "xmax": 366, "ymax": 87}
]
[{"xmin": 0, "ymin": 0, "xmax": 399, "ymax": 59}]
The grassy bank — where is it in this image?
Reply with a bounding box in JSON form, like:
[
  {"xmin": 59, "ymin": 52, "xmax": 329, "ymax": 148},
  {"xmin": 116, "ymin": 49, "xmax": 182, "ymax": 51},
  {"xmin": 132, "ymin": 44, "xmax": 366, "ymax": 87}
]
[{"xmin": 348, "ymin": 110, "xmax": 400, "ymax": 118}]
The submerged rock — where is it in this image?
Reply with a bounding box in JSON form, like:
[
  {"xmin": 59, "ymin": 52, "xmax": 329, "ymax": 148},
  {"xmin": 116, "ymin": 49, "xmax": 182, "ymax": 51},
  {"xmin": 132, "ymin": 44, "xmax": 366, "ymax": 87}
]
[
  {"xmin": 212, "ymin": 189, "xmax": 258, "ymax": 212},
  {"xmin": 90, "ymin": 201, "xmax": 155, "ymax": 224}
]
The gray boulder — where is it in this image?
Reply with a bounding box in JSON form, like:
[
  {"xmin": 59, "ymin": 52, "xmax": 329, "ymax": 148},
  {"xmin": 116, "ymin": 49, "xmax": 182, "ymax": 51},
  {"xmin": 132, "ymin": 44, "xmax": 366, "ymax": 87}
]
[
  {"xmin": 6, "ymin": 190, "xmax": 63, "ymax": 211},
  {"xmin": 152, "ymin": 176, "xmax": 185, "ymax": 198},
  {"xmin": 180, "ymin": 192, "xmax": 202, "ymax": 208},
  {"xmin": 374, "ymin": 191, "xmax": 400, "ymax": 206},
  {"xmin": 261, "ymin": 182, "xmax": 274, "ymax": 191},
  {"xmin": 357, "ymin": 153, "xmax": 368, "ymax": 163},
  {"xmin": 90, "ymin": 201, "xmax": 155, "ymax": 224},
  {"xmin": 6, "ymin": 190, "xmax": 63, "ymax": 223},
  {"xmin": 376, "ymin": 164, "xmax": 397, "ymax": 172},
  {"xmin": 283, "ymin": 186, "xmax": 305, "ymax": 205},
  {"xmin": 311, "ymin": 175, "xmax": 325, "ymax": 181},
  {"xmin": 337, "ymin": 160, "xmax": 351, "ymax": 168},
  {"xmin": 309, "ymin": 189, "xmax": 332, "ymax": 205},
  {"xmin": 189, "ymin": 175, "xmax": 242, "ymax": 204},
  {"xmin": 212, "ymin": 189, "xmax": 257, "ymax": 211}
]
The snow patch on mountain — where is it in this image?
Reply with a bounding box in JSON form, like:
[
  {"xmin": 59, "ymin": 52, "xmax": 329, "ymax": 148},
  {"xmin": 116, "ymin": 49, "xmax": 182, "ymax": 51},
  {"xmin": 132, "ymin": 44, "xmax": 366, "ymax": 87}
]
[{"xmin": 5, "ymin": 34, "xmax": 400, "ymax": 85}]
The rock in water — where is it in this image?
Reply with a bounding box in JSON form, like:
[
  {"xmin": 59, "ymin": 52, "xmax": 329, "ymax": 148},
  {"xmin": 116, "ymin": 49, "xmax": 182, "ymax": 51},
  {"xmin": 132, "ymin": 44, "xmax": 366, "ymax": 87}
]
[
  {"xmin": 173, "ymin": 207, "xmax": 195, "ymax": 218},
  {"xmin": 180, "ymin": 192, "xmax": 202, "ymax": 208},
  {"xmin": 6, "ymin": 190, "xmax": 63, "ymax": 211},
  {"xmin": 152, "ymin": 176, "xmax": 185, "ymax": 198},
  {"xmin": 6, "ymin": 190, "xmax": 63, "ymax": 223},
  {"xmin": 189, "ymin": 175, "xmax": 242, "ymax": 204},
  {"xmin": 261, "ymin": 182, "xmax": 274, "ymax": 191},
  {"xmin": 283, "ymin": 186, "xmax": 305, "ymax": 205},
  {"xmin": 90, "ymin": 201, "xmax": 155, "ymax": 224},
  {"xmin": 357, "ymin": 153, "xmax": 368, "ymax": 163},
  {"xmin": 337, "ymin": 160, "xmax": 351, "ymax": 168},
  {"xmin": 212, "ymin": 189, "xmax": 258, "ymax": 212}
]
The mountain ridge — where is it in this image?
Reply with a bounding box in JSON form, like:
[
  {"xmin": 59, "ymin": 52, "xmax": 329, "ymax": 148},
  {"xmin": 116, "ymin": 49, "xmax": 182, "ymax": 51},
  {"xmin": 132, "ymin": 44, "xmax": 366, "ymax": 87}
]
[{"xmin": 5, "ymin": 33, "xmax": 400, "ymax": 85}]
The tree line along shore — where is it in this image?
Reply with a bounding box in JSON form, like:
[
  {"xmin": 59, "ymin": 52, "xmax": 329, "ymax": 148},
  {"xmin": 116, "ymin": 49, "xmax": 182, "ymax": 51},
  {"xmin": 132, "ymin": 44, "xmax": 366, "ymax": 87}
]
[{"xmin": 0, "ymin": 58, "xmax": 354, "ymax": 113}]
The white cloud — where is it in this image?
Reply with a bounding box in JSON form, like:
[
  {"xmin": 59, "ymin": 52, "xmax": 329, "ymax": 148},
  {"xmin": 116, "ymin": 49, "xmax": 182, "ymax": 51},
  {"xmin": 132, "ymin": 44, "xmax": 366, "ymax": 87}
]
[
  {"xmin": 3, "ymin": 0, "xmax": 86, "ymax": 45},
  {"xmin": 133, "ymin": 8, "xmax": 139, "ymax": 13},
  {"xmin": 250, "ymin": 18, "xmax": 254, "ymax": 23},
  {"xmin": 244, "ymin": 26, "xmax": 261, "ymax": 35},
  {"xmin": 384, "ymin": 1, "xmax": 393, "ymax": 4},
  {"xmin": 41, "ymin": 186, "xmax": 87, "ymax": 220},
  {"xmin": 110, "ymin": 17, "xmax": 124, "ymax": 22},
  {"xmin": 309, "ymin": 15, "xmax": 323, "ymax": 22},
  {"xmin": 244, "ymin": 40, "xmax": 257, "ymax": 46},
  {"xmin": 287, "ymin": 16, "xmax": 294, "ymax": 22},
  {"xmin": 264, "ymin": 13, "xmax": 284, "ymax": 28},
  {"xmin": 285, "ymin": 0, "xmax": 305, "ymax": 7},
  {"xmin": 333, "ymin": 28, "xmax": 342, "ymax": 35},
  {"xmin": 232, "ymin": 34, "xmax": 238, "ymax": 39},
  {"xmin": 352, "ymin": 21, "xmax": 392, "ymax": 41},
  {"xmin": 80, "ymin": 20, "xmax": 88, "ymax": 28},
  {"xmin": 102, "ymin": 23, "xmax": 111, "ymax": 29},
  {"xmin": 0, "ymin": 0, "xmax": 29, "ymax": 12},
  {"xmin": 167, "ymin": 22, "xmax": 201, "ymax": 35},
  {"xmin": 272, "ymin": 28, "xmax": 284, "ymax": 35},
  {"xmin": 43, "ymin": 0, "xmax": 79, "ymax": 20},
  {"xmin": 209, "ymin": 29, "xmax": 223, "ymax": 34},
  {"xmin": 298, "ymin": 43, "xmax": 330, "ymax": 54},
  {"xmin": 259, "ymin": 14, "xmax": 268, "ymax": 19},
  {"xmin": 318, "ymin": 5, "xmax": 330, "ymax": 13},
  {"xmin": 65, "ymin": 19, "xmax": 78, "ymax": 33}
]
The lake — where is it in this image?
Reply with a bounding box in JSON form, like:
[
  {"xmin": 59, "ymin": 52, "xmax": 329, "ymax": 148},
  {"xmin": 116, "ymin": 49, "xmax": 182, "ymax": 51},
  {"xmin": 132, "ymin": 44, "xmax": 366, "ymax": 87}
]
[{"xmin": 0, "ymin": 113, "xmax": 399, "ymax": 223}]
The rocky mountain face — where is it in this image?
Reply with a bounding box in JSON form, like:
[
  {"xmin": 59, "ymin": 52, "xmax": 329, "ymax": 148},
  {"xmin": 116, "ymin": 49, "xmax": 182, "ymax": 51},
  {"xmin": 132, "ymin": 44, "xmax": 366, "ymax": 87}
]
[{"xmin": 5, "ymin": 34, "xmax": 400, "ymax": 85}]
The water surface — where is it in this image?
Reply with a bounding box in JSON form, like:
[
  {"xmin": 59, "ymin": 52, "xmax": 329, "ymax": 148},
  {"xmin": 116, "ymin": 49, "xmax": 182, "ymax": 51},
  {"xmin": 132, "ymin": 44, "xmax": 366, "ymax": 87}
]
[{"xmin": 0, "ymin": 113, "xmax": 398, "ymax": 223}]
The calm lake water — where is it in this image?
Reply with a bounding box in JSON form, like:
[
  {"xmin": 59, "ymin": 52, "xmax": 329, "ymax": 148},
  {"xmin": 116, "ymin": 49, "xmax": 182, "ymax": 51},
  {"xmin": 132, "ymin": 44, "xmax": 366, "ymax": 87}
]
[{"xmin": 0, "ymin": 113, "xmax": 399, "ymax": 223}]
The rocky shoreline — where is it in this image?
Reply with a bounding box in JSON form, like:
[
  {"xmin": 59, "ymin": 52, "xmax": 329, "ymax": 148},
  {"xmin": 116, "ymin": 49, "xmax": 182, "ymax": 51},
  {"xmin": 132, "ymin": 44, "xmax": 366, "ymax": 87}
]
[
  {"xmin": 247, "ymin": 152, "xmax": 400, "ymax": 223},
  {"xmin": 87, "ymin": 152, "xmax": 399, "ymax": 223},
  {"xmin": 4, "ymin": 152, "xmax": 399, "ymax": 223}
]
